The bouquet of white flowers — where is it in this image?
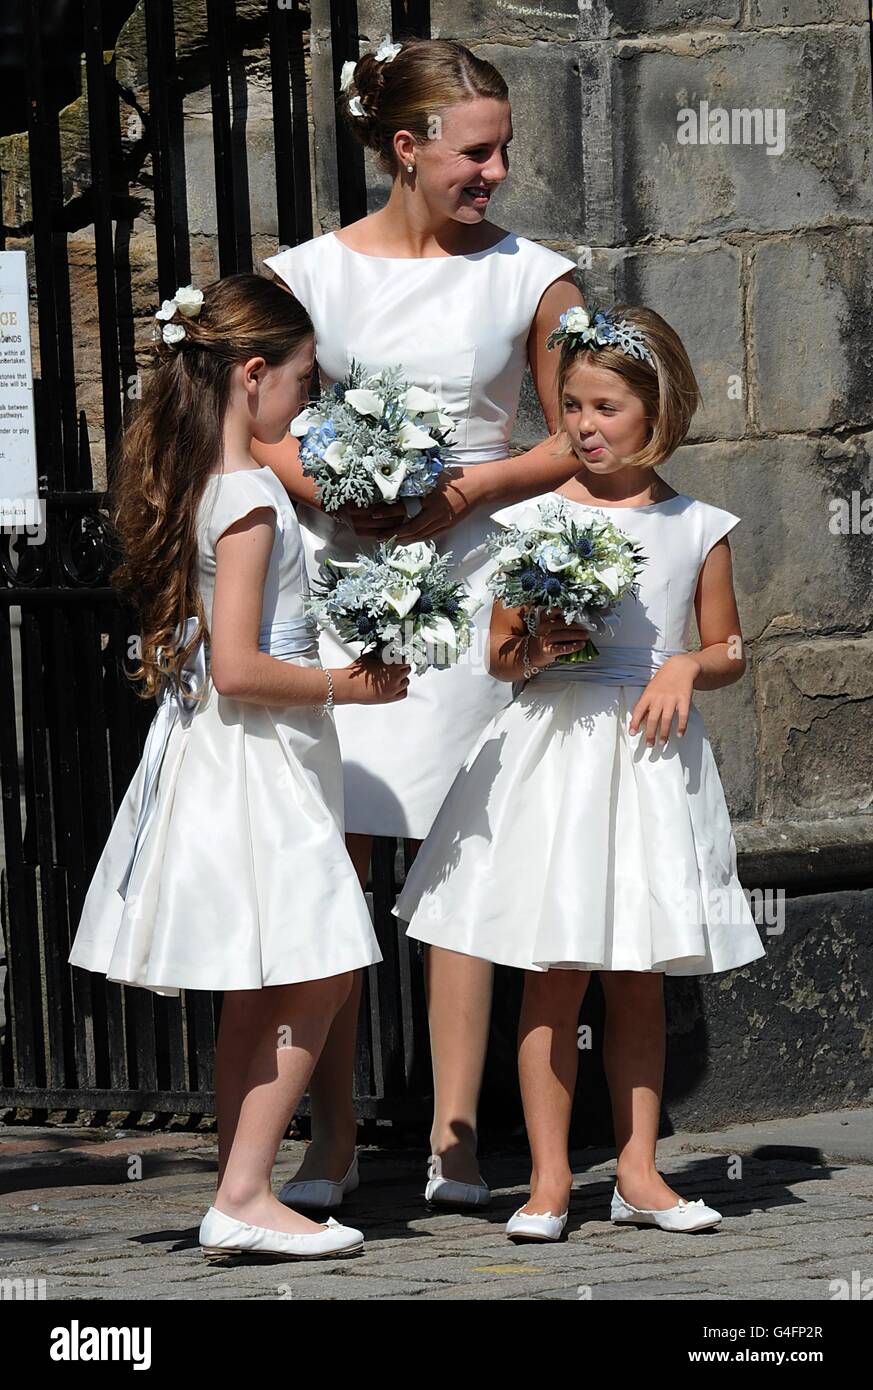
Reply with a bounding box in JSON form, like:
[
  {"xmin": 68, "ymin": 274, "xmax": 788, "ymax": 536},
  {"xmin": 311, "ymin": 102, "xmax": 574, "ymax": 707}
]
[
  {"xmin": 485, "ymin": 496, "xmax": 647, "ymax": 662},
  {"xmin": 289, "ymin": 359, "xmax": 456, "ymax": 518},
  {"xmin": 306, "ymin": 539, "xmax": 481, "ymax": 676}
]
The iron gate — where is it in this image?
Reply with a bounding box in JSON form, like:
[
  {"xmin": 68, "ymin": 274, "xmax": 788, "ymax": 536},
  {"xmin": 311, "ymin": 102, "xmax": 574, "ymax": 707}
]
[{"xmin": 0, "ymin": 0, "xmax": 436, "ymax": 1120}]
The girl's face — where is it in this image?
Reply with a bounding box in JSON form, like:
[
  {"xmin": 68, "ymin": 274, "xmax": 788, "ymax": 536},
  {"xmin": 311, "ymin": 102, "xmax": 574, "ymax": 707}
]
[
  {"xmin": 414, "ymin": 97, "xmax": 512, "ymax": 223},
  {"xmin": 246, "ymin": 337, "xmax": 316, "ymax": 445},
  {"xmin": 560, "ymin": 359, "xmax": 651, "ymax": 472}
]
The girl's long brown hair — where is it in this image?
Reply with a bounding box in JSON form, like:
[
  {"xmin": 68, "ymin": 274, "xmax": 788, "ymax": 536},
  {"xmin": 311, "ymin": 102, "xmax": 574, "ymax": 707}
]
[{"xmin": 110, "ymin": 272, "xmax": 313, "ymax": 700}]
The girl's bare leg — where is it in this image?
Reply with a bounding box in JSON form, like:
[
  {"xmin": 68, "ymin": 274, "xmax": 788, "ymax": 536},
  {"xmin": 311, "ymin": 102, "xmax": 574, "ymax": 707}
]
[
  {"xmin": 518, "ymin": 968, "xmax": 591, "ymax": 1214},
  {"xmin": 286, "ymin": 832, "xmax": 372, "ymax": 1183},
  {"xmin": 425, "ymin": 942, "xmax": 494, "ymax": 1184},
  {"xmin": 213, "ymin": 973, "xmax": 354, "ymax": 1233},
  {"xmin": 599, "ymin": 970, "xmax": 683, "ymax": 1209}
]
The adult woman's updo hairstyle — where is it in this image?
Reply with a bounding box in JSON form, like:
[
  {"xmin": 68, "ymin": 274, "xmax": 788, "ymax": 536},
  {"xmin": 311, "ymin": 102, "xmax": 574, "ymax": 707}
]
[{"xmin": 338, "ymin": 36, "xmax": 509, "ymax": 176}]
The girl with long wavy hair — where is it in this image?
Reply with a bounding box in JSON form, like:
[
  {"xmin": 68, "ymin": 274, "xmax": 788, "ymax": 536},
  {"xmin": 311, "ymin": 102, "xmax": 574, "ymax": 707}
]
[{"xmin": 69, "ymin": 272, "xmax": 409, "ymax": 1261}]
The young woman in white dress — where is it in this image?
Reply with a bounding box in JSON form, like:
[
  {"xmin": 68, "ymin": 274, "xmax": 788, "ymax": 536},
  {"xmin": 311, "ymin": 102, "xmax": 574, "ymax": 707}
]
[
  {"xmin": 393, "ymin": 304, "xmax": 766, "ymax": 1240},
  {"xmin": 68, "ymin": 274, "xmax": 410, "ymax": 1260},
  {"xmin": 251, "ymin": 37, "xmax": 591, "ymax": 1201}
]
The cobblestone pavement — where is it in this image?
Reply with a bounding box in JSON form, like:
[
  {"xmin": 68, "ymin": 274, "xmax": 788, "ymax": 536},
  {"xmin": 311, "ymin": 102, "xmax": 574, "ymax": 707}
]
[{"xmin": 1, "ymin": 1108, "xmax": 872, "ymax": 1300}]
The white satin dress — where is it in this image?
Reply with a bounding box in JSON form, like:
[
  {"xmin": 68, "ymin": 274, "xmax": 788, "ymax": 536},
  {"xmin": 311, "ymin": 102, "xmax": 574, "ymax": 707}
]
[
  {"xmin": 68, "ymin": 466, "xmax": 382, "ymax": 997},
  {"xmin": 392, "ymin": 492, "xmax": 767, "ymax": 976},
  {"xmin": 263, "ymin": 230, "xmax": 578, "ymax": 839}
]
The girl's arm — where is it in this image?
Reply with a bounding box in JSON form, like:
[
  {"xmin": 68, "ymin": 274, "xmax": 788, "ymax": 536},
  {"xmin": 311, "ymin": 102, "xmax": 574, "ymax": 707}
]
[
  {"xmin": 208, "ymin": 508, "xmax": 409, "ymax": 707},
  {"xmin": 629, "ymin": 537, "xmax": 747, "ymax": 746},
  {"xmin": 487, "ymin": 597, "xmax": 593, "ymax": 682},
  {"xmin": 389, "ymin": 271, "xmax": 589, "ymax": 542}
]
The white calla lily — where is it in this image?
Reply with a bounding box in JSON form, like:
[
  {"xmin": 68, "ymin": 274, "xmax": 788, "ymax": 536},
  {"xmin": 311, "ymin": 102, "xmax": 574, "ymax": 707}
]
[
  {"xmin": 382, "ymin": 583, "xmax": 420, "ymax": 618},
  {"xmin": 385, "ymin": 542, "xmax": 434, "ymax": 578},
  {"xmin": 289, "ymin": 406, "xmax": 322, "ymax": 437},
  {"xmin": 418, "ymin": 615, "xmax": 458, "ymax": 654},
  {"xmin": 598, "ymin": 565, "xmax": 624, "ymax": 596},
  {"xmin": 325, "ymin": 557, "xmax": 368, "ymax": 576},
  {"xmin": 402, "ymin": 385, "xmax": 442, "ymax": 414},
  {"xmin": 343, "ymin": 388, "xmax": 384, "ymax": 418},
  {"xmin": 323, "ymin": 440, "xmax": 351, "ymax": 473},
  {"xmin": 398, "ymin": 420, "xmax": 438, "ymax": 451},
  {"xmin": 372, "ymin": 460, "xmax": 408, "ymax": 500}
]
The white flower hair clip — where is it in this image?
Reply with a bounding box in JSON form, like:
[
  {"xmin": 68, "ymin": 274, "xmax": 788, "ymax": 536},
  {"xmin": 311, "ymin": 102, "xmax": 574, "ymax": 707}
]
[
  {"xmin": 154, "ymin": 283, "xmax": 204, "ymax": 344},
  {"xmin": 341, "ymin": 36, "xmax": 401, "ymax": 118},
  {"xmin": 546, "ymin": 304, "xmax": 656, "ymax": 369},
  {"xmin": 374, "ymin": 36, "xmax": 401, "ymax": 64}
]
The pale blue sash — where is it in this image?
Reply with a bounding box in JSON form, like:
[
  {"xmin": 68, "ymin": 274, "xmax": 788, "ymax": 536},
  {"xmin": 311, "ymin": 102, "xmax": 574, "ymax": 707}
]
[
  {"xmin": 519, "ymin": 642, "xmax": 688, "ymax": 693},
  {"xmin": 117, "ymin": 614, "xmax": 319, "ymax": 899}
]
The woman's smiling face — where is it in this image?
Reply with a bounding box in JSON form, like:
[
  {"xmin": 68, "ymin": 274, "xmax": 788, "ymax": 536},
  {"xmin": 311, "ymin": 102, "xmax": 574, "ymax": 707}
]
[
  {"xmin": 411, "ymin": 97, "xmax": 512, "ymax": 222},
  {"xmin": 561, "ymin": 359, "xmax": 652, "ymax": 472}
]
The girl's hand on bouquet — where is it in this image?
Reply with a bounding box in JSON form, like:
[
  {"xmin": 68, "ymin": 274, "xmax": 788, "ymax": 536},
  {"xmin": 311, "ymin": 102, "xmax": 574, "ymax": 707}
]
[
  {"xmin": 527, "ymin": 608, "xmax": 593, "ymax": 667},
  {"xmin": 629, "ymin": 654, "xmax": 700, "ymax": 747},
  {"xmin": 334, "ymin": 500, "xmax": 409, "ymax": 538},
  {"xmin": 331, "ymin": 655, "xmax": 412, "ymax": 705},
  {"xmin": 388, "ymin": 469, "xmax": 484, "ymax": 542}
]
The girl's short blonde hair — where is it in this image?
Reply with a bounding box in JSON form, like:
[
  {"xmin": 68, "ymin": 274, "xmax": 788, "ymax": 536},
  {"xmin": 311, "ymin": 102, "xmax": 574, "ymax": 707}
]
[{"xmin": 552, "ymin": 305, "xmax": 702, "ymax": 470}]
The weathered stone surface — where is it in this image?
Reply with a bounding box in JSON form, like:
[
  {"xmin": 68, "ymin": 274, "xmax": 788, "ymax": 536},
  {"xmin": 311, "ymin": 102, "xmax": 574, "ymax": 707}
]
[
  {"xmin": 751, "ymin": 229, "xmax": 873, "ymax": 432},
  {"xmin": 750, "ymin": 0, "xmax": 868, "ymax": 24},
  {"xmin": 610, "ymin": 1, "xmax": 741, "ymax": 34},
  {"xmin": 664, "ymin": 435, "xmax": 873, "ymax": 643},
  {"xmin": 755, "ymin": 637, "xmax": 873, "ymax": 820},
  {"xmin": 617, "ymin": 29, "xmax": 873, "ymax": 240},
  {"xmin": 618, "ymin": 241, "xmax": 745, "ymax": 440},
  {"xmin": 665, "ymin": 889, "xmax": 873, "ymax": 1129}
]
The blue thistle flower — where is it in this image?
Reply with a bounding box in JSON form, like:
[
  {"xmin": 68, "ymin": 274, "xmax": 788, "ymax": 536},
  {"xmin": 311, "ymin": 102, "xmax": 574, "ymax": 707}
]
[{"xmin": 520, "ymin": 568, "xmax": 541, "ymax": 591}]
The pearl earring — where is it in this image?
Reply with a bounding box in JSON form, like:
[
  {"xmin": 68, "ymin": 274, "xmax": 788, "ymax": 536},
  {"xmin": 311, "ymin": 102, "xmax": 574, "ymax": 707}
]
[{"xmin": 407, "ymin": 163, "xmax": 414, "ymax": 173}]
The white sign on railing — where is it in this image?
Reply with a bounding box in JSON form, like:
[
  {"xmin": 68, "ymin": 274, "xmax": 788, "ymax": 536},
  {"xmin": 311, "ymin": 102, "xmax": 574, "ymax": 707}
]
[{"xmin": 0, "ymin": 250, "xmax": 41, "ymax": 535}]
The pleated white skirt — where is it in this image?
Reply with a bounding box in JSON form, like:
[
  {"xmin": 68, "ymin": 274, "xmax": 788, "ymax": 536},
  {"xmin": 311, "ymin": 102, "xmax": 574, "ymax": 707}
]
[
  {"xmin": 392, "ymin": 677, "xmax": 766, "ymax": 976},
  {"xmin": 69, "ymin": 660, "xmax": 382, "ymax": 997}
]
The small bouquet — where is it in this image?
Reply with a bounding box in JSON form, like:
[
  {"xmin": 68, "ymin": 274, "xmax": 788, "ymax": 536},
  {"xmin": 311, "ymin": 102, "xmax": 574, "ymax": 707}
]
[
  {"xmin": 485, "ymin": 497, "xmax": 647, "ymax": 662},
  {"xmin": 289, "ymin": 359, "xmax": 456, "ymax": 518},
  {"xmin": 306, "ymin": 539, "xmax": 481, "ymax": 675}
]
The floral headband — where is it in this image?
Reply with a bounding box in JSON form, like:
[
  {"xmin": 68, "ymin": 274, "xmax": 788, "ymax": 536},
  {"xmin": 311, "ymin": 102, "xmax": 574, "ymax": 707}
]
[
  {"xmin": 546, "ymin": 305, "xmax": 656, "ymax": 370},
  {"xmin": 154, "ymin": 284, "xmax": 204, "ymax": 344},
  {"xmin": 340, "ymin": 36, "xmax": 402, "ymax": 118}
]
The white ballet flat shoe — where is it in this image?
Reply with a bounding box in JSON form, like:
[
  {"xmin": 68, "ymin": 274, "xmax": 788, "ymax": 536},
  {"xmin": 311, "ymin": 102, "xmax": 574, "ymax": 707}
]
[
  {"xmin": 277, "ymin": 1152, "xmax": 359, "ymax": 1211},
  {"xmin": 505, "ymin": 1205, "xmax": 569, "ymax": 1242},
  {"xmin": 424, "ymin": 1153, "xmax": 491, "ymax": 1208},
  {"xmin": 610, "ymin": 1185, "xmax": 722, "ymax": 1232},
  {"xmin": 199, "ymin": 1205, "xmax": 364, "ymax": 1261}
]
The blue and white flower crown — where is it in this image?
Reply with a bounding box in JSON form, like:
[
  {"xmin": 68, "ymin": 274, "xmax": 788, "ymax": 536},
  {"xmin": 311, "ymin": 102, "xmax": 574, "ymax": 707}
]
[{"xmin": 546, "ymin": 305, "xmax": 656, "ymax": 370}]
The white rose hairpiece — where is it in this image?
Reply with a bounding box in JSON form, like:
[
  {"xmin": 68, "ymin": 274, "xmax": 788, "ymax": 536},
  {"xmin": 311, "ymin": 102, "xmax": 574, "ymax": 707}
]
[
  {"xmin": 341, "ymin": 35, "xmax": 402, "ymax": 118},
  {"xmin": 546, "ymin": 305, "xmax": 656, "ymax": 369},
  {"xmin": 154, "ymin": 283, "xmax": 204, "ymax": 344}
]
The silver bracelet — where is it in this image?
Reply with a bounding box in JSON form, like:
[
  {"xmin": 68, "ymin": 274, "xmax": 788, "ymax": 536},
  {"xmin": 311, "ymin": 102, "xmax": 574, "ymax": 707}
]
[
  {"xmin": 522, "ymin": 632, "xmax": 542, "ymax": 681},
  {"xmin": 317, "ymin": 667, "xmax": 335, "ymax": 716}
]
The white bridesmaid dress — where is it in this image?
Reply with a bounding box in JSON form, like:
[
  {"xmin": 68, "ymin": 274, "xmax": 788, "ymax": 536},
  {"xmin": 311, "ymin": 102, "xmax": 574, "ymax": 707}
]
[
  {"xmin": 392, "ymin": 491, "xmax": 767, "ymax": 977},
  {"xmin": 263, "ymin": 230, "xmax": 578, "ymax": 839},
  {"xmin": 68, "ymin": 466, "xmax": 382, "ymax": 997}
]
